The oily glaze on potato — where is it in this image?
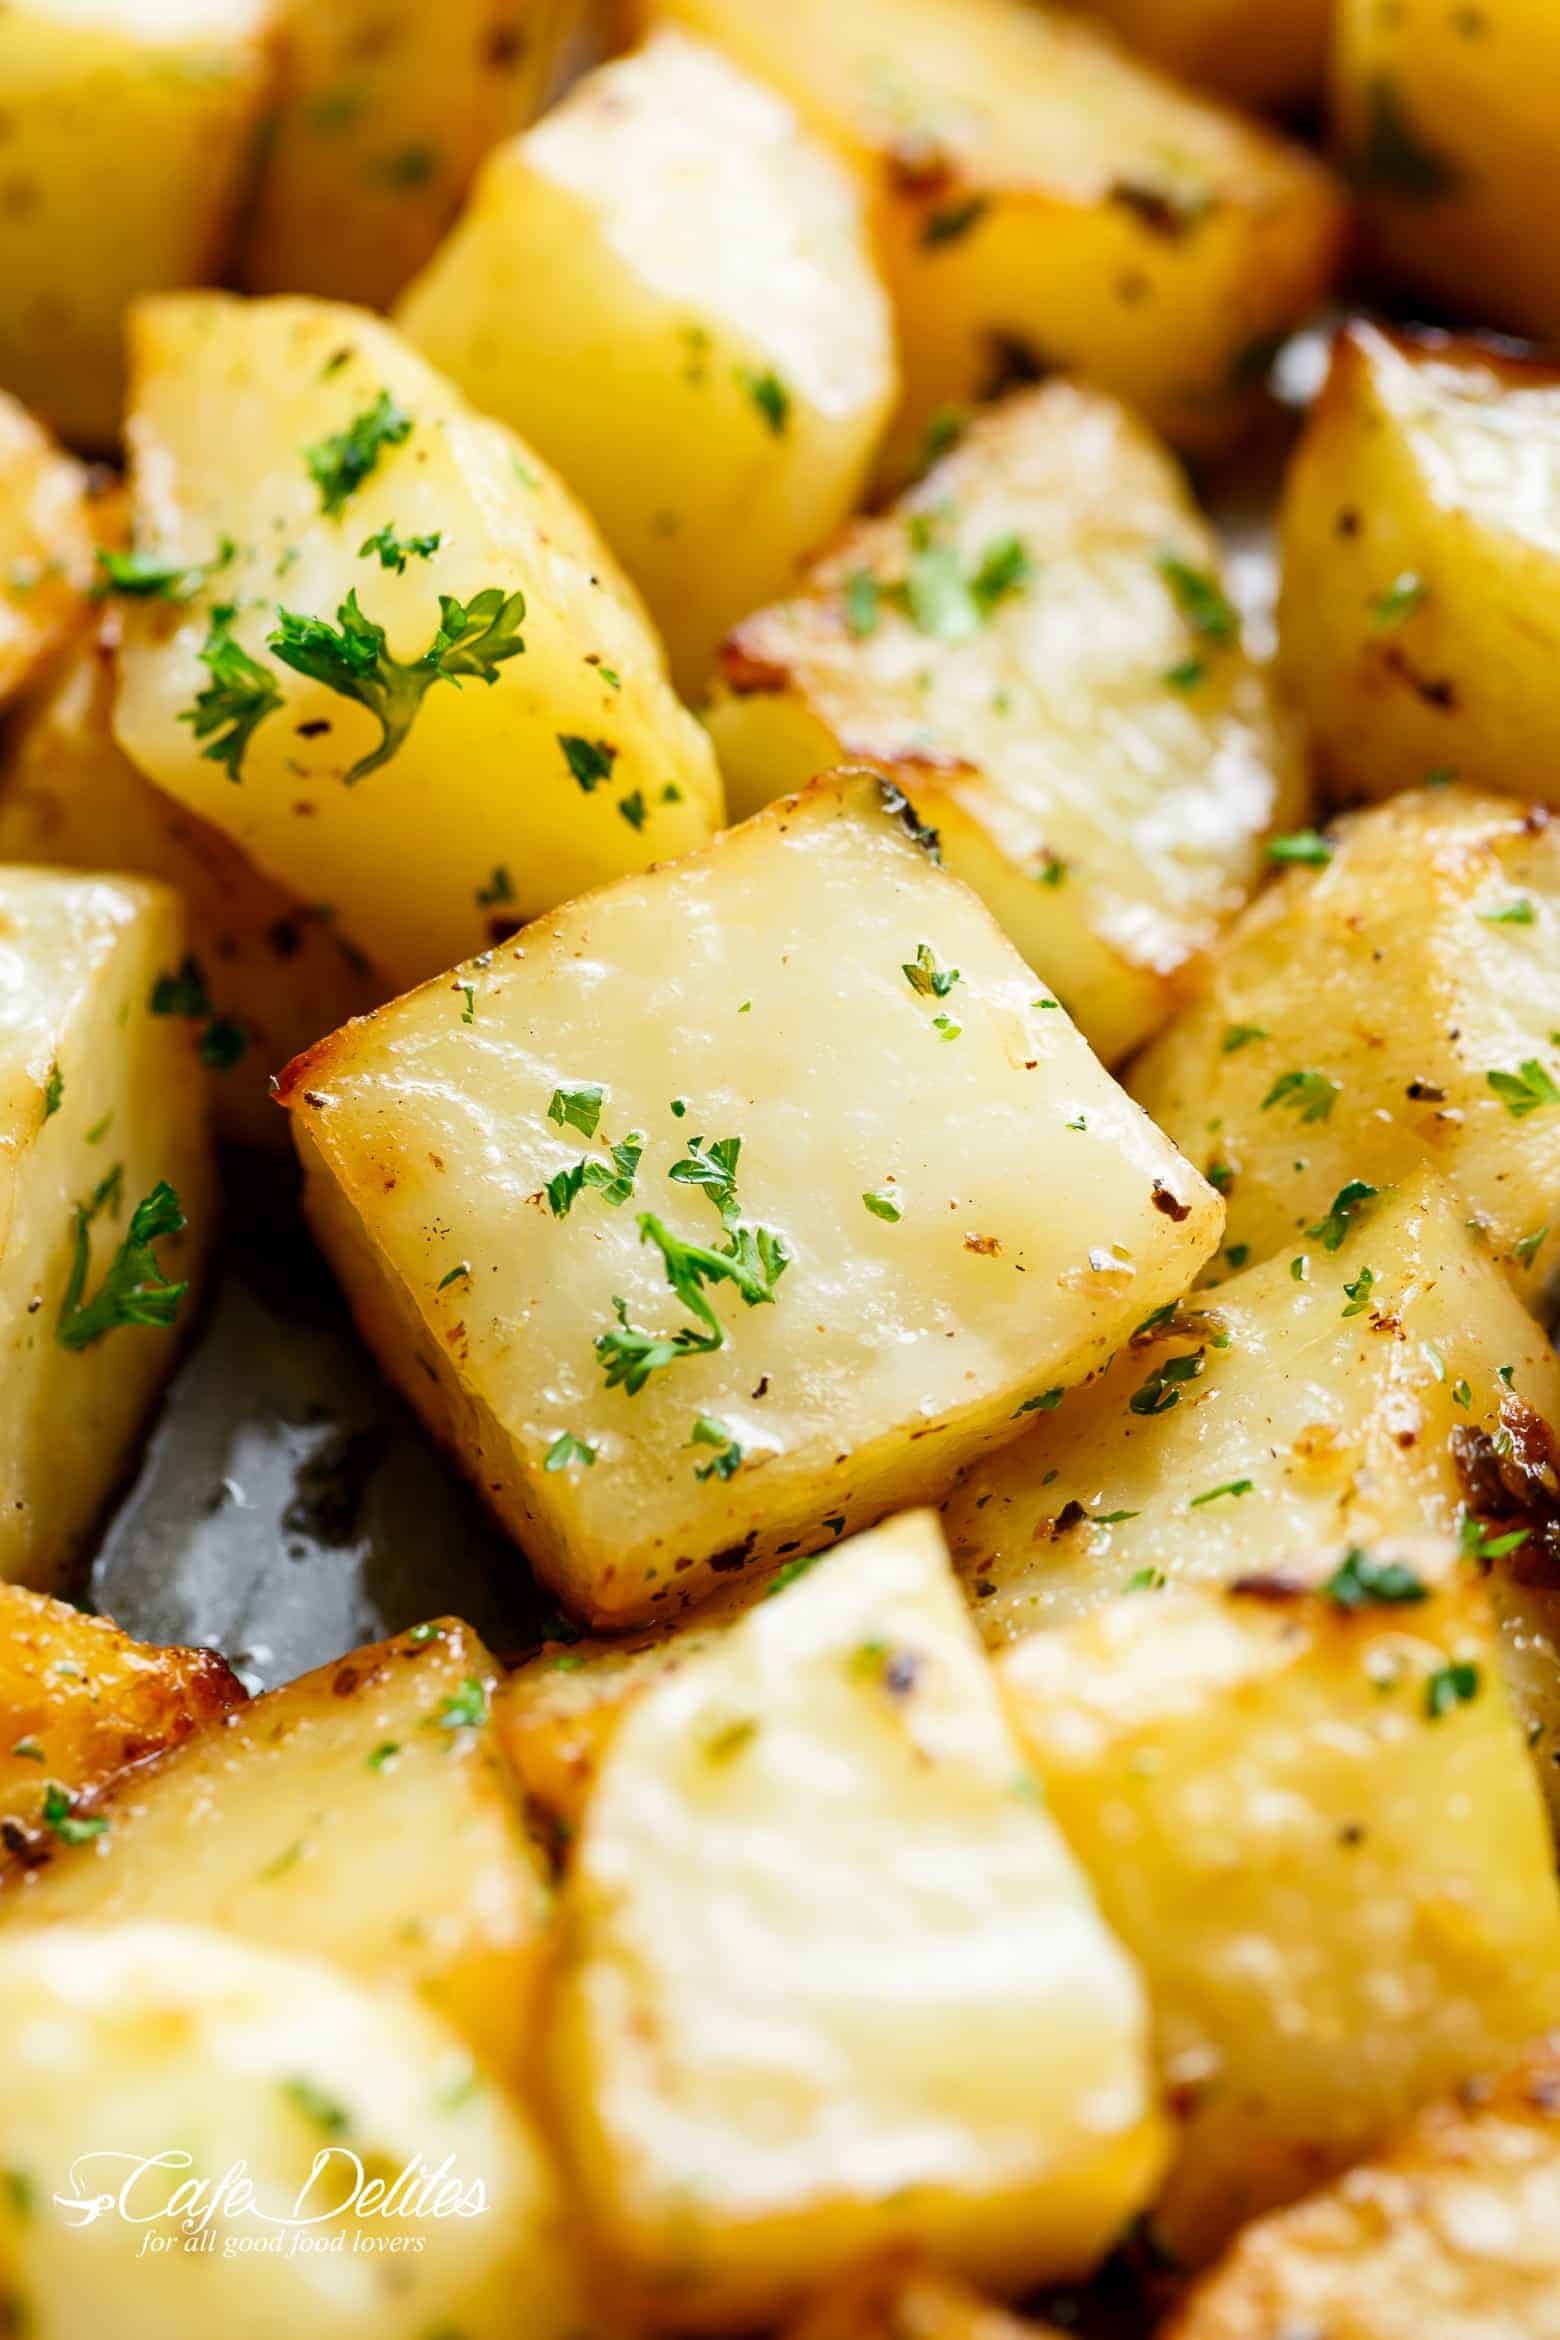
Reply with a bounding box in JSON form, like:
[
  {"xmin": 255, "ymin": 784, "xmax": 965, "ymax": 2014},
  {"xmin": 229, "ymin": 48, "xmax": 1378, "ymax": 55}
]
[
  {"xmin": 111, "ymin": 294, "xmax": 721, "ymax": 992},
  {"xmin": 1073, "ymin": 0, "xmax": 1330, "ymax": 112},
  {"xmin": 2, "ymin": 1619, "xmax": 551, "ymax": 2083},
  {"xmin": 399, "ymin": 29, "xmax": 897, "ymax": 698},
  {"xmin": 637, "ymin": 0, "xmax": 1345, "ymax": 467},
  {"xmin": 1167, "ymin": 2031, "xmax": 1560, "ymax": 2340},
  {"xmin": 0, "ymin": 626, "xmax": 381, "ymax": 1148},
  {"xmin": 1000, "ymin": 1559, "xmax": 1560, "ymax": 2263},
  {"xmin": 548, "ymin": 1512, "xmax": 1166, "ymax": 2329},
  {"xmin": 1130, "ymin": 786, "xmax": 1560, "ymax": 1315},
  {"xmin": 0, "ymin": 1921, "xmax": 586, "ymax": 2340},
  {"xmin": 282, "ymin": 771, "xmax": 1221, "ymax": 1629},
  {"xmin": 0, "ymin": 1, "xmax": 272, "ymax": 450},
  {"xmin": 709, "ymin": 382, "xmax": 1307, "ymax": 1066},
  {"xmin": 1279, "ymin": 324, "xmax": 1560, "ymax": 807},
  {"xmin": 0, "ymin": 869, "xmax": 213, "ymax": 1592},
  {"xmin": 242, "ymin": 0, "xmax": 580, "ymax": 312},
  {"xmin": 0, "ymin": 389, "xmax": 95, "ymax": 705}
]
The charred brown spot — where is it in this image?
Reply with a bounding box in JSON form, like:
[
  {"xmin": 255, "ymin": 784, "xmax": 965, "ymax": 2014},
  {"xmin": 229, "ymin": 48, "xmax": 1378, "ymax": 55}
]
[
  {"xmin": 485, "ymin": 19, "xmax": 528, "ymax": 70},
  {"xmin": 1045, "ymin": 1500, "xmax": 1089, "ymax": 1539},
  {"xmin": 1151, "ymin": 1180, "xmax": 1192, "ymax": 1223},
  {"xmin": 1406, "ymin": 1078, "xmax": 1447, "ymax": 1102},
  {"xmin": 707, "ymin": 1532, "xmax": 759, "ymax": 1576},
  {"xmin": 981, "ymin": 331, "xmax": 1052, "ymax": 402},
  {"xmin": 885, "ymin": 134, "xmax": 952, "ymax": 194},
  {"xmin": 718, "ymin": 635, "xmax": 789, "ymax": 696},
  {"xmin": 1382, "ymin": 644, "xmax": 1459, "ymax": 711},
  {"xmin": 1107, "ymin": 179, "xmax": 1210, "ymax": 240},
  {"xmin": 1230, "ymin": 1571, "xmax": 1308, "ymax": 1603},
  {"xmin": 1452, "ymin": 1397, "xmax": 1560, "ymax": 1587},
  {"xmin": 964, "ymin": 1232, "xmax": 1001, "ymax": 1256}
]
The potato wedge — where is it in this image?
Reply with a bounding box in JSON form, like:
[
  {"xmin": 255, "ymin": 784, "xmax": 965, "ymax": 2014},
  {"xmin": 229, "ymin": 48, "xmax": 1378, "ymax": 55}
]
[
  {"xmin": 709, "ymin": 382, "xmax": 1307, "ymax": 1066},
  {"xmin": 0, "ymin": 2, "xmax": 272, "ymax": 450},
  {"xmin": 0, "ymin": 1584, "xmax": 242, "ymax": 1873},
  {"xmin": 399, "ymin": 30, "xmax": 896, "ymax": 700},
  {"xmin": 0, "ymin": 1920, "xmax": 586, "ymax": 2340},
  {"xmin": 638, "ymin": 0, "xmax": 1345, "ymax": 466},
  {"xmin": 1, "ymin": 1619, "xmax": 551, "ymax": 2083},
  {"xmin": 282, "ymin": 770, "xmax": 1222, "ymax": 1628},
  {"xmin": 0, "ymin": 390, "xmax": 95, "ymax": 705},
  {"xmin": 242, "ymin": 0, "xmax": 579, "ymax": 312},
  {"xmin": 111, "ymin": 294, "xmax": 722, "ymax": 992},
  {"xmin": 1000, "ymin": 1559, "xmax": 1560, "ymax": 2261},
  {"xmin": 786, "ymin": 2254, "xmax": 1072, "ymax": 2340},
  {"xmin": 1073, "ymin": 0, "xmax": 1330, "ymax": 111},
  {"xmin": 0, "ymin": 868, "xmax": 212, "ymax": 1591},
  {"xmin": 1334, "ymin": 0, "xmax": 1560, "ymax": 340},
  {"xmin": 1130, "ymin": 785, "xmax": 1560, "ymax": 1315},
  {"xmin": 1279, "ymin": 324, "xmax": 1560, "ymax": 807},
  {"xmin": 1167, "ymin": 2031, "xmax": 1560, "ymax": 2340},
  {"xmin": 548, "ymin": 1510, "xmax": 1166, "ymax": 2328},
  {"xmin": 0, "ymin": 627, "xmax": 382, "ymax": 1149}
]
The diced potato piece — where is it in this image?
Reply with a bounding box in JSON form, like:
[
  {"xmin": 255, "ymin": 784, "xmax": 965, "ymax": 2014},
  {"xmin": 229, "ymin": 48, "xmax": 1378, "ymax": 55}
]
[
  {"xmin": 1279, "ymin": 324, "xmax": 1560, "ymax": 806},
  {"xmin": 1000, "ymin": 1558, "xmax": 1560, "ymax": 2261},
  {"xmin": 945, "ymin": 1176, "xmax": 1560, "ymax": 1813},
  {"xmin": 0, "ymin": 868, "xmax": 212, "ymax": 1591},
  {"xmin": 787, "ymin": 2254, "xmax": 1072, "ymax": 2340},
  {"xmin": 548, "ymin": 1510, "xmax": 1167, "ymax": 2328},
  {"xmin": 1334, "ymin": 0, "xmax": 1560, "ymax": 340},
  {"xmin": 243, "ymin": 0, "xmax": 579, "ymax": 313},
  {"xmin": 0, "ymin": 1920, "xmax": 586, "ymax": 2340},
  {"xmin": 709, "ymin": 383, "xmax": 1307, "ymax": 1066},
  {"xmin": 0, "ymin": 627, "xmax": 382, "ymax": 1148},
  {"xmin": 1073, "ymin": 0, "xmax": 1330, "ymax": 111},
  {"xmin": 111, "ymin": 294, "xmax": 722, "ymax": 993},
  {"xmin": 1167, "ymin": 2032, "xmax": 1560, "ymax": 2340},
  {"xmin": 282, "ymin": 771, "xmax": 1222, "ymax": 1628},
  {"xmin": 0, "ymin": 1583, "xmax": 242, "ymax": 1870},
  {"xmin": 399, "ymin": 31, "xmax": 897, "ymax": 700},
  {"xmin": 0, "ymin": 2, "xmax": 272, "ymax": 450},
  {"xmin": 0, "ymin": 390, "xmax": 95, "ymax": 704},
  {"xmin": 638, "ymin": 0, "xmax": 1345, "ymax": 465},
  {"xmin": 1129, "ymin": 786, "xmax": 1560, "ymax": 1314},
  {"xmin": 2, "ymin": 1619, "xmax": 551, "ymax": 2083}
]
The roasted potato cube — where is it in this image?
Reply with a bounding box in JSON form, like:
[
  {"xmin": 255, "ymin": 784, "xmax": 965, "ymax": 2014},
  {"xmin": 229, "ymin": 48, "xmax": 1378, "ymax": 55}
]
[
  {"xmin": 0, "ymin": 1584, "xmax": 242, "ymax": 1872},
  {"xmin": 638, "ymin": 0, "xmax": 1345, "ymax": 465},
  {"xmin": 399, "ymin": 29, "xmax": 897, "ymax": 699},
  {"xmin": 282, "ymin": 771, "xmax": 1222, "ymax": 1629},
  {"xmin": 242, "ymin": 0, "xmax": 580, "ymax": 313},
  {"xmin": 0, "ymin": 2, "xmax": 272, "ymax": 450},
  {"xmin": 1334, "ymin": 0, "xmax": 1560, "ymax": 340},
  {"xmin": 786, "ymin": 2254, "xmax": 1072, "ymax": 2340},
  {"xmin": 0, "ymin": 628, "xmax": 382, "ymax": 1149},
  {"xmin": 1130, "ymin": 786, "xmax": 1560, "ymax": 1314},
  {"xmin": 1000, "ymin": 1558, "xmax": 1560, "ymax": 2262},
  {"xmin": 709, "ymin": 382, "xmax": 1307, "ymax": 1066},
  {"xmin": 548, "ymin": 1510, "xmax": 1166, "ymax": 2328},
  {"xmin": 945, "ymin": 1176, "xmax": 1560, "ymax": 1815},
  {"xmin": 0, "ymin": 1920, "xmax": 587, "ymax": 2340},
  {"xmin": 1279, "ymin": 324, "xmax": 1560, "ymax": 807},
  {"xmin": 2, "ymin": 1619, "xmax": 550, "ymax": 2083},
  {"xmin": 111, "ymin": 294, "xmax": 722, "ymax": 993},
  {"xmin": 0, "ymin": 390, "xmax": 95, "ymax": 704},
  {"xmin": 1073, "ymin": 0, "xmax": 1330, "ymax": 111},
  {"xmin": 0, "ymin": 868, "xmax": 212, "ymax": 1591},
  {"xmin": 1167, "ymin": 2031, "xmax": 1560, "ymax": 2340}
]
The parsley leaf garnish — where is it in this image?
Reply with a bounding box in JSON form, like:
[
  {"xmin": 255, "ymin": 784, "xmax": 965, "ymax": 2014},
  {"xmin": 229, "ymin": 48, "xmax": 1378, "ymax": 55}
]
[
  {"xmin": 1267, "ymin": 829, "xmax": 1334, "ymax": 867},
  {"xmin": 1128, "ymin": 1349, "xmax": 1205, "ymax": 1416},
  {"xmin": 1425, "ymin": 1660, "xmax": 1480, "ymax": 1720},
  {"xmin": 595, "ymin": 1143, "xmax": 790, "ymax": 1395},
  {"xmin": 269, "ymin": 586, "xmax": 525, "ymax": 782},
  {"xmin": 57, "ymin": 1173, "xmax": 187, "ymax": 1350},
  {"xmin": 41, "ymin": 1783, "xmax": 108, "ymax": 1845},
  {"xmin": 92, "ymin": 546, "xmax": 206, "ymax": 602},
  {"xmin": 902, "ymin": 942, "xmax": 959, "ymax": 998},
  {"xmin": 548, "ymin": 1131, "xmax": 643, "ymax": 1218},
  {"xmin": 689, "ymin": 1415, "xmax": 743, "ymax": 1481},
  {"xmin": 545, "ymin": 1431, "xmax": 596, "ymax": 1472},
  {"xmin": 148, "ymin": 954, "xmax": 248, "ymax": 1072},
  {"xmin": 1158, "ymin": 553, "xmax": 1237, "ymax": 642},
  {"xmin": 358, "ymin": 522, "xmax": 441, "ymax": 573},
  {"xmin": 180, "ymin": 605, "xmax": 284, "ymax": 782},
  {"xmin": 304, "ymin": 390, "xmax": 413, "ymax": 517},
  {"xmin": 559, "ymin": 733, "xmax": 617, "ymax": 792},
  {"xmin": 1487, "ymin": 1059, "xmax": 1560, "ymax": 1119},
  {"xmin": 736, "ymin": 367, "xmax": 790, "ymax": 435},
  {"xmin": 1222, "ymin": 1023, "xmax": 1268, "ymax": 1053},
  {"xmin": 1323, "ymin": 1547, "xmax": 1428, "ymax": 1609},
  {"xmin": 1307, "ymin": 1179, "xmax": 1379, "ymax": 1252},
  {"xmin": 1262, "ymin": 1068, "xmax": 1340, "ymax": 1124}
]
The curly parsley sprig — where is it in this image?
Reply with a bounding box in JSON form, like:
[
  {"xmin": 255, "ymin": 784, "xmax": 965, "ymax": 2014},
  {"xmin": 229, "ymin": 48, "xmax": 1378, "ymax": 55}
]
[{"xmin": 56, "ymin": 1171, "xmax": 188, "ymax": 1351}]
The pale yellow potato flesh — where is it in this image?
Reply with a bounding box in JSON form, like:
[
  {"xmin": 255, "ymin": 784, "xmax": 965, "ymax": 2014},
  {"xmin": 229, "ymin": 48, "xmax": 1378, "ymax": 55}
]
[
  {"xmin": 0, "ymin": 1, "xmax": 272, "ymax": 450},
  {"xmin": 785, "ymin": 2254, "xmax": 1072, "ymax": 2340},
  {"xmin": 944, "ymin": 1177, "xmax": 1560, "ymax": 1815},
  {"xmin": 282, "ymin": 771, "xmax": 1222, "ymax": 1628},
  {"xmin": 1167, "ymin": 2031, "xmax": 1560, "ymax": 2340},
  {"xmin": 0, "ymin": 1582, "xmax": 243, "ymax": 1868},
  {"xmin": 1073, "ymin": 0, "xmax": 1330, "ymax": 110},
  {"xmin": 0, "ymin": 1921, "xmax": 587, "ymax": 2340},
  {"xmin": 242, "ymin": 0, "xmax": 581, "ymax": 313},
  {"xmin": 0, "ymin": 389, "xmax": 95, "ymax": 703},
  {"xmin": 1, "ymin": 1619, "xmax": 552, "ymax": 2084},
  {"xmin": 1000, "ymin": 1563, "xmax": 1560, "ymax": 2264},
  {"xmin": 637, "ymin": 0, "xmax": 1345, "ymax": 466},
  {"xmin": 1280, "ymin": 323, "xmax": 1560, "ymax": 807},
  {"xmin": 0, "ymin": 868, "xmax": 213, "ymax": 1591},
  {"xmin": 548, "ymin": 1510, "xmax": 1167, "ymax": 2329},
  {"xmin": 0, "ymin": 627, "xmax": 382, "ymax": 1149},
  {"xmin": 1334, "ymin": 0, "xmax": 1560, "ymax": 340},
  {"xmin": 1130, "ymin": 785, "xmax": 1560, "ymax": 1315},
  {"xmin": 399, "ymin": 29, "xmax": 897, "ymax": 699},
  {"xmin": 709, "ymin": 382, "xmax": 1307, "ymax": 1067},
  {"xmin": 111, "ymin": 294, "xmax": 722, "ymax": 993}
]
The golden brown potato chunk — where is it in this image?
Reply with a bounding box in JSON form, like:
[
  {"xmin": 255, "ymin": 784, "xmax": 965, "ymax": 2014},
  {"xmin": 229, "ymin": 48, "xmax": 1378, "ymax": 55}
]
[
  {"xmin": 1167, "ymin": 2032, "xmax": 1560, "ymax": 2340},
  {"xmin": 0, "ymin": 389, "xmax": 95, "ymax": 708},
  {"xmin": 1076, "ymin": 0, "xmax": 1329, "ymax": 111}
]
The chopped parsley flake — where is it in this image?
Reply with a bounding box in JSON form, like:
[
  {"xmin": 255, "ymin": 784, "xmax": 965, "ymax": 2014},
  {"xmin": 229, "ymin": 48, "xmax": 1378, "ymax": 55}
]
[
  {"xmin": 596, "ymin": 1149, "xmax": 789, "ymax": 1396},
  {"xmin": 1425, "ymin": 1660, "xmax": 1480, "ymax": 1720},
  {"xmin": 1479, "ymin": 899, "xmax": 1534, "ymax": 926},
  {"xmin": 92, "ymin": 546, "xmax": 210, "ymax": 602},
  {"xmin": 1307, "ymin": 1179, "xmax": 1378, "ymax": 1252},
  {"xmin": 902, "ymin": 941, "xmax": 959, "ymax": 998},
  {"xmin": 434, "ymin": 1677, "xmax": 489, "ymax": 1733},
  {"xmin": 304, "ymin": 390, "xmax": 413, "ymax": 517},
  {"xmin": 689, "ymin": 1414, "xmax": 743, "ymax": 1481},
  {"xmin": 618, "ymin": 789, "xmax": 648, "ymax": 831},
  {"xmin": 1189, "ymin": 1478, "xmax": 1252, "ymax": 1507},
  {"xmin": 736, "ymin": 367, "xmax": 790, "ymax": 435},
  {"xmin": 920, "ymin": 193, "xmax": 990, "ymax": 247},
  {"xmin": 1124, "ymin": 1566, "xmax": 1166, "ymax": 1592},
  {"xmin": 1128, "ymin": 1348, "xmax": 1205, "ymax": 1416},
  {"xmin": 548, "ymin": 1131, "xmax": 643, "ymax": 1218},
  {"xmin": 436, "ymin": 1261, "xmax": 469, "ymax": 1291},
  {"xmin": 1460, "ymin": 1513, "xmax": 1529, "ymax": 1564},
  {"xmin": 545, "ymin": 1431, "xmax": 597, "ymax": 1472},
  {"xmin": 56, "ymin": 1173, "xmax": 187, "ymax": 1351},
  {"xmin": 1324, "ymin": 1547, "xmax": 1428, "ymax": 1609},
  {"xmin": 358, "ymin": 522, "xmax": 441, "ymax": 573},
  {"xmin": 281, "ymin": 2077, "xmax": 351, "ymax": 2137},
  {"xmin": 1487, "ymin": 1059, "xmax": 1560, "ymax": 1118},
  {"xmin": 1267, "ymin": 829, "xmax": 1334, "ymax": 867},
  {"xmin": 559, "ymin": 733, "xmax": 617, "ymax": 792},
  {"xmin": 475, "ymin": 865, "xmax": 513, "ymax": 908},
  {"xmin": 1513, "ymin": 1225, "xmax": 1549, "ymax": 1267},
  {"xmin": 1158, "ymin": 553, "xmax": 1237, "ymax": 642},
  {"xmin": 41, "ymin": 1783, "xmax": 108, "ymax": 1845},
  {"xmin": 862, "ymin": 1189, "xmax": 902, "ymax": 1222},
  {"xmin": 42, "ymin": 1063, "xmax": 62, "ymax": 1120},
  {"xmin": 180, "ymin": 605, "xmax": 284, "ymax": 781},
  {"xmin": 547, "ymin": 1083, "xmax": 604, "ymax": 1140},
  {"xmin": 1341, "ymin": 1265, "xmax": 1376, "ymax": 1317},
  {"xmin": 1262, "ymin": 1068, "xmax": 1339, "ymax": 1124},
  {"xmin": 1222, "ymin": 1023, "xmax": 1268, "ymax": 1054},
  {"xmin": 844, "ymin": 569, "xmax": 881, "ymax": 638},
  {"xmin": 1370, "ymin": 572, "xmax": 1427, "ymax": 626}
]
